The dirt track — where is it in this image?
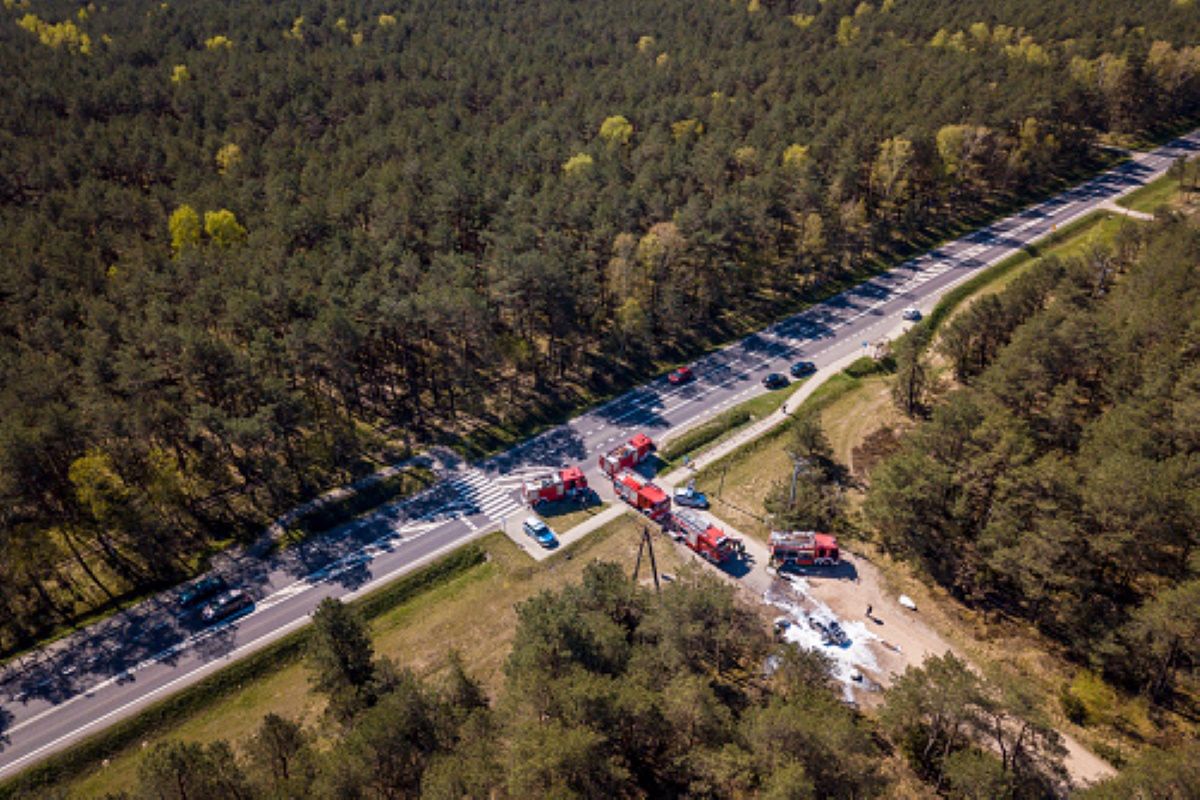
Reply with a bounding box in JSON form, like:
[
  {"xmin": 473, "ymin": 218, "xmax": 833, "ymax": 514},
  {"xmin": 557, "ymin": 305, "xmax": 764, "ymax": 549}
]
[
  {"xmin": 659, "ymin": 509, "xmax": 1116, "ymax": 788},
  {"xmin": 797, "ymin": 552, "xmax": 1115, "ymax": 786}
]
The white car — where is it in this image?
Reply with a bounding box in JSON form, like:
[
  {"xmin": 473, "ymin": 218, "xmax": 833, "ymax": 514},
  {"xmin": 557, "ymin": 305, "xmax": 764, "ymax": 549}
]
[{"xmin": 902, "ymin": 307, "xmax": 922, "ymax": 321}]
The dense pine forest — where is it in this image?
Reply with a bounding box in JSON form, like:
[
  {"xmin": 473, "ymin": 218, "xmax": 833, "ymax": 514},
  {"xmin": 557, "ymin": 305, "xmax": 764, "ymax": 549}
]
[
  {"xmin": 865, "ymin": 217, "xmax": 1200, "ymax": 768},
  {"xmin": 4, "ymin": 0, "xmax": 1200, "ymax": 653},
  {"xmin": 77, "ymin": 562, "xmax": 1200, "ymax": 799},
  {"xmin": 82, "ymin": 569, "xmax": 1081, "ymax": 799}
]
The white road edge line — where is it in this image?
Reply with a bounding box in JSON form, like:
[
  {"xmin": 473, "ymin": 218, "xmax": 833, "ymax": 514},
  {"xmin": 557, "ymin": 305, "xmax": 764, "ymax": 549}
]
[{"xmin": 0, "ymin": 519, "xmax": 479, "ymax": 779}]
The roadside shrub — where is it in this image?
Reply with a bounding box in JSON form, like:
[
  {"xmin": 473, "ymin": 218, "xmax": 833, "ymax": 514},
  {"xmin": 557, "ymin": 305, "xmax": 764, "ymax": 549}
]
[
  {"xmin": 1068, "ymin": 670, "xmax": 1120, "ymax": 727},
  {"xmin": 844, "ymin": 356, "xmax": 893, "ymax": 378},
  {"xmin": 660, "ymin": 409, "xmax": 751, "ymax": 461},
  {"xmin": 0, "ymin": 545, "xmax": 486, "ymax": 800},
  {"xmin": 1060, "ymin": 682, "xmax": 1088, "ymax": 725}
]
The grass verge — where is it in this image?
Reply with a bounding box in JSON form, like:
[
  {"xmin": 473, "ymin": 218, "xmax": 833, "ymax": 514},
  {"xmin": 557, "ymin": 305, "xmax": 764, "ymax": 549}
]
[
  {"xmin": 0, "ymin": 545, "xmax": 486, "ymax": 800},
  {"xmin": 689, "ymin": 366, "xmax": 879, "ymax": 540},
  {"xmin": 535, "ymin": 499, "xmax": 611, "ymax": 533},
  {"xmin": 660, "ymin": 380, "xmax": 808, "ymax": 466},
  {"xmin": 660, "ymin": 409, "xmax": 752, "ymax": 463},
  {"xmin": 905, "ymin": 212, "xmax": 1124, "ymax": 352},
  {"xmin": 1116, "ymin": 173, "xmax": 1179, "ymax": 214},
  {"xmin": 16, "ymin": 514, "xmax": 688, "ymax": 799}
]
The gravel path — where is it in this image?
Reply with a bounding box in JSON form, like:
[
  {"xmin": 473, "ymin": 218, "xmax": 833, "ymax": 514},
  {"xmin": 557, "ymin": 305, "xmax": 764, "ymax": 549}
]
[{"xmin": 651, "ymin": 485, "xmax": 1117, "ymax": 788}]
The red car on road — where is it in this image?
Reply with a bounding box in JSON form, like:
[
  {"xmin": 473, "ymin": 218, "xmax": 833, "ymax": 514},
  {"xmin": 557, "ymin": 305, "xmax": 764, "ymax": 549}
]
[{"xmin": 668, "ymin": 366, "xmax": 694, "ymax": 385}]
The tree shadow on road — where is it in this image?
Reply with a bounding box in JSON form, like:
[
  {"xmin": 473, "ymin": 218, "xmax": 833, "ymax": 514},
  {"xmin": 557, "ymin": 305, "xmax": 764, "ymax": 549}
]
[
  {"xmin": 327, "ymin": 562, "xmax": 373, "ymax": 591},
  {"xmin": 191, "ymin": 621, "xmax": 241, "ymax": 663},
  {"xmin": 0, "ymin": 705, "xmax": 12, "ymax": 752}
]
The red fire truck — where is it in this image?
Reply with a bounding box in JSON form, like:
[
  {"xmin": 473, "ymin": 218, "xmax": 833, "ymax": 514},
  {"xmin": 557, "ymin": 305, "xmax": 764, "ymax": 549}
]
[
  {"xmin": 521, "ymin": 466, "xmax": 588, "ymax": 507},
  {"xmin": 768, "ymin": 531, "xmax": 839, "ymax": 566},
  {"xmin": 612, "ymin": 471, "xmax": 671, "ymax": 520},
  {"xmin": 672, "ymin": 511, "xmax": 740, "ymax": 564},
  {"xmin": 599, "ymin": 433, "xmax": 655, "ymax": 477}
]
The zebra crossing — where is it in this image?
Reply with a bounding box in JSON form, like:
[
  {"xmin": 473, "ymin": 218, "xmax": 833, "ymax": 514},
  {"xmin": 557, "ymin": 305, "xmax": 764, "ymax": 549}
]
[{"xmin": 445, "ymin": 468, "xmax": 525, "ymax": 523}]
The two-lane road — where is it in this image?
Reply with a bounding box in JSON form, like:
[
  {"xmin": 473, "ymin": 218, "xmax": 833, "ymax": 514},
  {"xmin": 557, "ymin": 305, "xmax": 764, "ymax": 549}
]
[{"xmin": 2, "ymin": 130, "xmax": 1197, "ymax": 780}]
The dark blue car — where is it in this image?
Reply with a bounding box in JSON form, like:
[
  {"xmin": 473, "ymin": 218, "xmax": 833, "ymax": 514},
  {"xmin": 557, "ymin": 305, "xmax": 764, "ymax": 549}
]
[
  {"xmin": 522, "ymin": 517, "xmax": 559, "ymax": 548},
  {"xmin": 790, "ymin": 361, "xmax": 816, "ymax": 378}
]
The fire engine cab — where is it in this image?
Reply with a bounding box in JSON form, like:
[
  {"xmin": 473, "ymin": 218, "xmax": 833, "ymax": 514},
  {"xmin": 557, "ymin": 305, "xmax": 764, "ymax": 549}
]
[
  {"xmin": 522, "ymin": 466, "xmax": 588, "ymax": 507},
  {"xmin": 672, "ymin": 511, "xmax": 740, "ymax": 565},
  {"xmin": 599, "ymin": 433, "xmax": 655, "ymax": 477},
  {"xmin": 612, "ymin": 471, "xmax": 670, "ymax": 520}
]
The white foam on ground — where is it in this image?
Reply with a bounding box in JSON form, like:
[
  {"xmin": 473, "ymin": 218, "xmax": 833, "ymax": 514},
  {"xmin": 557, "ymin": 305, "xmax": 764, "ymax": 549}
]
[{"xmin": 766, "ymin": 580, "xmax": 880, "ymax": 701}]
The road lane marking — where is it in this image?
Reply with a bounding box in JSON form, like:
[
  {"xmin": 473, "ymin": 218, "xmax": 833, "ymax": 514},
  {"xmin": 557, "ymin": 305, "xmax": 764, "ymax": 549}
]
[
  {"xmin": 0, "ymin": 515, "xmax": 479, "ymax": 775},
  {"xmin": 7, "ymin": 129, "xmax": 1199, "ymax": 776}
]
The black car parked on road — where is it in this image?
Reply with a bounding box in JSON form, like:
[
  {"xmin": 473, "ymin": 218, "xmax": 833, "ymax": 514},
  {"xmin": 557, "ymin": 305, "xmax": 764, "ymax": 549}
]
[
  {"xmin": 201, "ymin": 589, "xmax": 253, "ymax": 624},
  {"xmin": 178, "ymin": 575, "xmax": 227, "ymax": 610},
  {"xmin": 789, "ymin": 361, "xmax": 816, "ymax": 378}
]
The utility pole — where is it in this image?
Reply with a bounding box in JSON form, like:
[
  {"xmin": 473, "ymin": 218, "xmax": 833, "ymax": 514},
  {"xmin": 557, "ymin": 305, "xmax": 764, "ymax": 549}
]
[
  {"xmin": 718, "ymin": 462, "xmax": 728, "ymax": 498},
  {"xmin": 632, "ymin": 525, "xmax": 661, "ymax": 594}
]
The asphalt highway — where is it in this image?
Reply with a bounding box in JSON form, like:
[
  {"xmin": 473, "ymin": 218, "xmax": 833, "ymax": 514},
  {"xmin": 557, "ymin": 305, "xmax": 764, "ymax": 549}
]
[{"xmin": 2, "ymin": 130, "xmax": 1198, "ymax": 780}]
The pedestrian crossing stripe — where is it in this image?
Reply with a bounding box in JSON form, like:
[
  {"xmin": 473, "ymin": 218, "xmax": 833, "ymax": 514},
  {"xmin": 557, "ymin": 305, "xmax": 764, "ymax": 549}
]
[{"xmin": 447, "ymin": 470, "xmax": 524, "ymax": 521}]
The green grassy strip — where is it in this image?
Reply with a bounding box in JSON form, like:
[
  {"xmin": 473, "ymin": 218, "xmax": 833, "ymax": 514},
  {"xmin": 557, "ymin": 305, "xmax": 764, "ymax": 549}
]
[
  {"xmin": 906, "ymin": 212, "xmax": 1112, "ymax": 351},
  {"xmin": 659, "ymin": 409, "xmax": 752, "ymax": 462},
  {"xmin": 691, "ymin": 369, "xmax": 867, "ymax": 486},
  {"xmin": 1115, "ymin": 172, "xmax": 1179, "ymax": 213},
  {"xmin": 354, "ymin": 545, "xmax": 485, "ymax": 622},
  {"xmin": 690, "ymin": 214, "xmax": 1116, "ymax": 487},
  {"xmin": 0, "ymin": 545, "xmax": 488, "ymax": 800},
  {"xmin": 658, "ymin": 377, "xmax": 815, "ymax": 467}
]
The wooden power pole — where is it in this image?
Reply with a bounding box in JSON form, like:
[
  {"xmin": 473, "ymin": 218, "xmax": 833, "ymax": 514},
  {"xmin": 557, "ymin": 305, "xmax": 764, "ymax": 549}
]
[{"xmin": 632, "ymin": 525, "xmax": 661, "ymax": 594}]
